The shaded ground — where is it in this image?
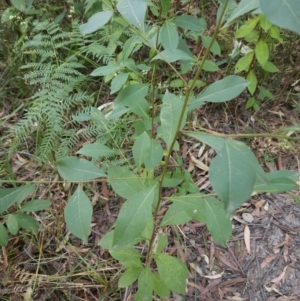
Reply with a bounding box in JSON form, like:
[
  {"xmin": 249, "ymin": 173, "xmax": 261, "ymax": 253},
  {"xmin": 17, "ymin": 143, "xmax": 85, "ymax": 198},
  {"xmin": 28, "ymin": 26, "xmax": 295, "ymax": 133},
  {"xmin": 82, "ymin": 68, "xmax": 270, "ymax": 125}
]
[{"xmin": 1, "ymin": 2, "xmax": 300, "ymax": 300}]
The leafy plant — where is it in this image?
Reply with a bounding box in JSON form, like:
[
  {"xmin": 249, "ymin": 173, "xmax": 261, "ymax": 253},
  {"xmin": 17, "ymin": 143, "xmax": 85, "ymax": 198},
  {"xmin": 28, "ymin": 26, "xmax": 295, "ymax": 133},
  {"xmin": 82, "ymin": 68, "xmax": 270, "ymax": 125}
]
[
  {"xmin": 1, "ymin": 0, "xmax": 300, "ymax": 300},
  {"xmin": 54, "ymin": 0, "xmax": 300, "ymax": 299},
  {"xmin": 232, "ymin": 14, "xmax": 281, "ymax": 110},
  {"xmin": 0, "ymin": 185, "xmax": 51, "ymax": 246}
]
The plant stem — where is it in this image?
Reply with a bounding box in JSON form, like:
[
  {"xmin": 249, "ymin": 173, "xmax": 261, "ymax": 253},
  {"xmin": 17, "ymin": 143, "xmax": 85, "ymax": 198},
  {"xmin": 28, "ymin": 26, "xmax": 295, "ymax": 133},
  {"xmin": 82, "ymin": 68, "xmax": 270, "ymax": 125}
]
[{"xmin": 145, "ymin": 0, "xmax": 231, "ymax": 264}]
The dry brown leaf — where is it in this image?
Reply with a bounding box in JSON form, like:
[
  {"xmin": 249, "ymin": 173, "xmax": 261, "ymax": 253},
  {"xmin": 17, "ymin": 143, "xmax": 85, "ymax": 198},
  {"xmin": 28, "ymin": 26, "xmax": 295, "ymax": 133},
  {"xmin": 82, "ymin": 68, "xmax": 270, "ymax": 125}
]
[
  {"xmin": 174, "ymin": 238, "xmax": 186, "ymax": 263},
  {"xmin": 190, "ymin": 154, "xmax": 209, "ymax": 171},
  {"xmin": 216, "ymin": 251, "xmax": 239, "ymax": 271},
  {"xmin": 261, "ymin": 254, "xmax": 277, "ymax": 269},
  {"xmin": 270, "ymin": 266, "xmax": 288, "ymax": 285},
  {"xmin": 244, "ymin": 225, "xmax": 251, "ymax": 254},
  {"xmin": 255, "ymin": 199, "xmax": 266, "ymax": 208}
]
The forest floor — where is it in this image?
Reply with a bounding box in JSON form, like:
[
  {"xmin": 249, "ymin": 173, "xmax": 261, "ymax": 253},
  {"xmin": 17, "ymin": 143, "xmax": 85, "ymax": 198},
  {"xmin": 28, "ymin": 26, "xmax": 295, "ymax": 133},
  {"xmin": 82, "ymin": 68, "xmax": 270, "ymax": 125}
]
[
  {"xmin": 1, "ymin": 88, "xmax": 300, "ymax": 301},
  {"xmin": 1, "ymin": 2, "xmax": 300, "ymax": 301}
]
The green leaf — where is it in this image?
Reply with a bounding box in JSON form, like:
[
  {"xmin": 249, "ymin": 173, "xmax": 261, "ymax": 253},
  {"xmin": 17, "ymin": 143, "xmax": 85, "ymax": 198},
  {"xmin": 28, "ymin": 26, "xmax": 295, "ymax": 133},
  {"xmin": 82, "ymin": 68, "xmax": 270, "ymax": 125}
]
[
  {"xmin": 201, "ymin": 36, "xmax": 221, "ymax": 55},
  {"xmin": 202, "ymin": 60, "xmax": 219, "ymax": 72},
  {"xmin": 269, "ymin": 26, "xmax": 283, "ymax": 43},
  {"xmin": 155, "ymin": 233, "xmax": 168, "ymax": 254},
  {"xmin": 80, "ymin": 10, "xmax": 113, "ymax": 34},
  {"xmin": 76, "ymin": 143, "xmax": 115, "ymax": 158},
  {"xmin": 160, "ymin": 203, "xmax": 192, "ymax": 226},
  {"xmin": 99, "ymin": 230, "xmax": 114, "ymax": 249},
  {"xmin": 1, "ymin": 7, "xmax": 15, "ymax": 23},
  {"xmin": 246, "ymin": 97, "xmax": 258, "ymax": 110},
  {"xmin": 265, "ymin": 170, "xmax": 300, "ymax": 181},
  {"xmin": 255, "ymin": 171, "xmax": 299, "ymax": 193},
  {"xmin": 132, "ymin": 132, "xmax": 163, "ymax": 170},
  {"xmin": 111, "ymin": 247, "xmax": 143, "ymax": 268},
  {"xmin": 113, "ymin": 186, "xmax": 157, "ymax": 247},
  {"xmin": 111, "ymin": 73, "xmax": 129, "ymax": 94},
  {"xmin": 167, "ymin": 194, "xmax": 207, "ymax": 222},
  {"xmin": 259, "ymin": 14, "xmax": 272, "ymax": 31},
  {"xmin": 261, "ymin": 61, "xmax": 279, "ymax": 72},
  {"xmin": 0, "ymin": 223, "xmax": 8, "ymax": 246},
  {"xmin": 247, "ymin": 70, "xmax": 257, "ymax": 95},
  {"xmin": 255, "ymin": 39, "xmax": 269, "ymax": 66},
  {"xmin": 173, "ymin": 15, "xmax": 206, "ymax": 33},
  {"xmin": 235, "ymin": 16, "xmax": 260, "ymax": 38},
  {"xmin": 188, "ymin": 75, "xmax": 248, "ymax": 111},
  {"xmin": 114, "ymin": 83, "xmax": 149, "ymax": 118},
  {"xmin": 117, "ymin": 0, "xmax": 147, "ymax": 29},
  {"xmin": 260, "ymin": 0, "xmax": 300, "ymax": 35},
  {"xmin": 118, "ymin": 267, "xmax": 142, "ymax": 288},
  {"xmin": 160, "ymin": 22, "xmax": 179, "ymax": 49},
  {"xmin": 0, "ymin": 185, "xmax": 35, "ymax": 215},
  {"xmin": 11, "ymin": 0, "xmax": 31, "ymax": 12},
  {"xmin": 185, "ymin": 132, "xmax": 225, "ymax": 152},
  {"xmin": 14, "ymin": 214, "xmax": 38, "ymax": 231},
  {"xmin": 90, "ymin": 65, "xmax": 118, "ymax": 76},
  {"xmin": 205, "ymin": 197, "xmax": 232, "ymax": 246},
  {"xmin": 56, "ymin": 157, "xmax": 106, "ymax": 181},
  {"xmin": 20, "ymin": 199, "xmax": 51, "ymax": 212},
  {"xmin": 64, "ymin": 186, "xmax": 92, "ymax": 244},
  {"xmin": 209, "ymin": 140, "xmax": 257, "ymax": 213},
  {"xmin": 6, "ymin": 214, "xmax": 19, "ymax": 235},
  {"xmin": 138, "ymin": 266, "xmax": 153, "ymax": 301},
  {"xmin": 108, "ymin": 166, "xmax": 154, "ymax": 199},
  {"xmin": 161, "ymin": 0, "xmax": 171, "ymax": 14},
  {"xmin": 152, "ymin": 273, "xmax": 170, "ymax": 298},
  {"xmin": 259, "ymin": 86, "xmax": 274, "ymax": 100},
  {"xmin": 152, "ymin": 49, "xmax": 194, "ymax": 62},
  {"xmin": 161, "ymin": 171, "xmax": 185, "ymax": 187},
  {"xmin": 160, "ymin": 92, "xmax": 187, "ymax": 151},
  {"xmin": 122, "ymin": 36, "xmax": 143, "ymax": 60},
  {"xmin": 234, "ymin": 52, "xmax": 254, "ymax": 73},
  {"xmin": 154, "ymin": 254, "xmax": 188, "ymax": 294},
  {"xmin": 255, "ymin": 178, "xmax": 298, "ymax": 193},
  {"xmin": 225, "ymin": 0, "xmax": 259, "ymax": 25},
  {"xmin": 115, "ymin": 83, "xmax": 148, "ymax": 107}
]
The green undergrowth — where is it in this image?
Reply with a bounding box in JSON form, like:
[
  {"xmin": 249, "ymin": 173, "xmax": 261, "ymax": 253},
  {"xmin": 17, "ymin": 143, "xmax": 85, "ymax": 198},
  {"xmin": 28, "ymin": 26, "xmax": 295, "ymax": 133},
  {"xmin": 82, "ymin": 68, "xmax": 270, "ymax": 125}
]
[{"xmin": 1, "ymin": 0, "xmax": 300, "ymax": 300}]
